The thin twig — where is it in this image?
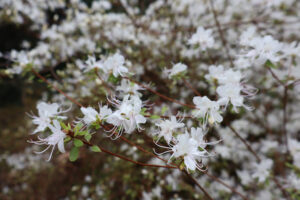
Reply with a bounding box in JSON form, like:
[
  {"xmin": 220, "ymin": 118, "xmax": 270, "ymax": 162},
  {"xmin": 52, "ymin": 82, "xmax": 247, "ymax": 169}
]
[
  {"xmin": 32, "ymin": 69, "xmax": 84, "ymax": 107},
  {"xmin": 124, "ymin": 76, "xmax": 196, "ymax": 109},
  {"xmin": 208, "ymin": 0, "xmax": 234, "ymax": 67}
]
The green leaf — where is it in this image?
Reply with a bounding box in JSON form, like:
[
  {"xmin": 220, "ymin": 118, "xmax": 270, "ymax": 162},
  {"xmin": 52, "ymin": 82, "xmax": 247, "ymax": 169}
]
[
  {"xmin": 140, "ymin": 108, "xmax": 147, "ymax": 115},
  {"xmin": 74, "ymin": 139, "xmax": 84, "ymax": 147},
  {"xmin": 150, "ymin": 115, "xmax": 160, "ymax": 119},
  {"xmin": 91, "ymin": 145, "xmax": 101, "ymax": 152},
  {"xmin": 108, "ymin": 74, "xmax": 119, "ymax": 84},
  {"xmin": 265, "ymin": 60, "xmax": 278, "ymax": 69},
  {"xmin": 60, "ymin": 121, "xmax": 68, "ymax": 130},
  {"xmin": 69, "ymin": 147, "xmax": 79, "ymax": 162},
  {"xmin": 64, "ymin": 136, "xmax": 71, "ymax": 143},
  {"xmin": 74, "ymin": 123, "xmax": 83, "ymax": 136},
  {"xmin": 84, "ymin": 133, "xmax": 92, "ymax": 142},
  {"xmin": 78, "ymin": 130, "xmax": 88, "ymax": 136},
  {"xmin": 161, "ymin": 106, "xmax": 168, "ymax": 115}
]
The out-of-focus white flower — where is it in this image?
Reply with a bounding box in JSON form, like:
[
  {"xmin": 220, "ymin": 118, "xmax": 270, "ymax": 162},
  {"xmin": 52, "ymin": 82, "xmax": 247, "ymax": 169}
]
[
  {"xmin": 237, "ymin": 170, "xmax": 253, "ymax": 186},
  {"xmin": 84, "ymin": 55, "xmax": 103, "ymax": 72},
  {"xmin": 188, "ymin": 27, "xmax": 215, "ymax": 50},
  {"xmin": 29, "ymin": 120, "xmax": 66, "ymax": 161},
  {"xmin": 205, "ymin": 65, "xmax": 224, "ymax": 81},
  {"xmin": 10, "ymin": 50, "xmax": 32, "ymax": 74},
  {"xmin": 190, "ymin": 127, "xmax": 207, "ymax": 149},
  {"xmin": 245, "ymin": 35, "xmax": 283, "ymax": 64},
  {"xmin": 192, "ymin": 96, "xmax": 223, "ymax": 124},
  {"xmin": 240, "ymin": 26, "xmax": 257, "ymax": 46},
  {"xmin": 107, "ymin": 95, "xmax": 146, "ymax": 135},
  {"xmin": 29, "ymin": 102, "xmax": 68, "ymax": 134},
  {"xmin": 155, "ymin": 116, "xmax": 185, "ymax": 144},
  {"xmin": 164, "ymin": 63, "xmax": 187, "ymax": 79},
  {"xmin": 252, "ymin": 159, "xmax": 273, "ymax": 183},
  {"xmin": 103, "ymin": 53, "xmax": 128, "ymax": 77},
  {"xmin": 217, "ymin": 69, "xmax": 242, "ymax": 85},
  {"xmin": 217, "ymin": 83, "xmax": 244, "ymax": 109},
  {"xmin": 116, "ymin": 79, "xmax": 143, "ymax": 97}
]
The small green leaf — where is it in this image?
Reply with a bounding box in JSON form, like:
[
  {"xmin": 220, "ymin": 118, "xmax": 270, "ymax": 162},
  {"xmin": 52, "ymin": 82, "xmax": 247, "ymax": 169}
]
[
  {"xmin": 150, "ymin": 115, "xmax": 160, "ymax": 119},
  {"xmin": 265, "ymin": 60, "xmax": 278, "ymax": 69},
  {"xmin": 84, "ymin": 133, "xmax": 92, "ymax": 142},
  {"xmin": 108, "ymin": 74, "xmax": 119, "ymax": 84},
  {"xmin": 64, "ymin": 136, "xmax": 71, "ymax": 143},
  {"xmin": 161, "ymin": 106, "xmax": 168, "ymax": 115},
  {"xmin": 69, "ymin": 147, "xmax": 79, "ymax": 162},
  {"xmin": 74, "ymin": 123, "xmax": 83, "ymax": 136},
  {"xmin": 91, "ymin": 145, "xmax": 101, "ymax": 152},
  {"xmin": 60, "ymin": 121, "xmax": 68, "ymax": 130},
  {"xmin": 78, "ymin": 130, "xmax": 88, "ymax": 136},
  {"xmin": 74, "ymin": 139, "xmax": 84, "ymax": 147}
]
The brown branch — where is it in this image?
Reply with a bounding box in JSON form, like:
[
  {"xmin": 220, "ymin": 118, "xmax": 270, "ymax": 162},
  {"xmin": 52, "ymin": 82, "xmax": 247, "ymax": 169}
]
[
  {"xmin": 228, "ymin": 125, "xmax": 261, "ymax": 162},
  {"xmin": 182, "ymin": 78, "xmax": 201, "ymax": 96},
  {"xmin": 32, "ymin": 68, "xmax": 84, "ymax": 107},
  {"xmin": 208, "ymin": 0, "xmax": 234, "ymax": 67},
  {"xmin": 205, "ymin": 172, "xmax": 249, "ymax": 200},
  {"xmin": 124, "ymin": 76, "xmax": 196, "ymax": 109}
]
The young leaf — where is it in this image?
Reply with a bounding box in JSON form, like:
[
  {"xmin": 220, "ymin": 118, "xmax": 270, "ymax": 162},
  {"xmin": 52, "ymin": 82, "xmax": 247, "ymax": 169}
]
[
  {"xmin": 84, "ymin": 133, "xmax": 92, "ymax": 142},
  {"xmin": 69, "ymin": 147, "xmax": 79, "ymax": 162},
  {"xmin": 91, "ymin": 145, "xmax": 101, "ymax": 152},
  {"xmin": 150, "ymin": 115, "xmax": 160, "ymax": 119},
  {"xmin": 74, "ymin": 139, "xmax": 84, "ymax": 147}
]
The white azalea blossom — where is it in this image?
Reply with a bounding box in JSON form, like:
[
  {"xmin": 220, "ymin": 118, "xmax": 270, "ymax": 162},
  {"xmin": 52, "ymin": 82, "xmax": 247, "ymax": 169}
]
[
  {"xmin": 155, "ymin": 116, "xmax": 185, "ymax": 144},
  {"xmin": 80, "ymin": 105, "xmax": 112, "ymax": 125},
  {"xmin": 164, "ymin": 63, "xmax": 187, "ymax": 79},
  {"xmin": 252, "ymin": 159, "xmax": 273, "ymax": 183},
  {"xmin": 192, "ymin": 96, "xmax": 223, "ymax": 124},
  {"xmin": 29, "ymin": 102, "xmax": 68, "ymax": 134},
  {"xmin": 107, "ymin": 95, "xmax": 146, "ymax": 135},
  {"xmin": 116, "ymin": 79, "xmax": 143, "ymax": 97},
  {"xmin": 170, "ymin": 133, "xmax": 207, "ymax": 171},
  {"xmin": 103, "ymin": 53, "xmax": 128, "ymax": 77},
  {"xmin": 188, "ymin": 27, "xmax": 215, "ymax": 50},
  {"xmin": 29, "ymin": 120, "xmax": 66, "ymax": 161},
  {"xmin": 217, "ymin": 84, "xmax": 244, "ymax": 110}
]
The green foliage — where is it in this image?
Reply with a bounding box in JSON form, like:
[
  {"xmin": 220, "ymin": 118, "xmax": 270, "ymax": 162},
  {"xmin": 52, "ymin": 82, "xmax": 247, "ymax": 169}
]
[
  {"xmin": 150, "ymin": 115, "xmax": 160, "ymax": 119},
  {"xmin": 91, "ymin": 145, "xmax": 101, "ymax": 152},
  {"xmin": 74, "ymin": 139, "xmax": 84, "ymax": 147},
  {"xmin": 265, "ymin": 60, "xmax": 278, "ymax": 69},
  {"xmin": 69, "ymin": 147, "xmax": 79, "ymax": 162}
]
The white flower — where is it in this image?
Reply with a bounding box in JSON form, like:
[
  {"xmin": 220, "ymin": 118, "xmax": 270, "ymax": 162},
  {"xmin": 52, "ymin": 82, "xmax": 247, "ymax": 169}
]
[
  {"xmin": 252, "ymin": 159, "xmax": 273, "ymax": 183},
  {"xmin": 80, "ymin": 105, "xmax": 112, "ymax": 125},
  {"xmin": 164, "ymin": 63, "xmax": 187, "ymax": 79},
  {"xmin": 192, "ymin": 96, "xmax": 223, "ymax": 124},
  {"xmin": 30, "ymin": 102, "xmax": 67, "ymax": 134},
  {"xmin": 190, "ymin": 127, "xmax": 207, "ymax": 149},
  {"xmin": 103, "ymin": 53, "xmax": 128, "ymax": 77},
  {"xmin": 116, "ymin": 79, "xmax": 143, "ymax": 97},
  {"xmin": 188, "ymin": 27, "xmax": 215, "ymax": 50},
  {"xmin": 10, "ymin": 50, "xmax": 31, "ymax": 74},
  {"xmin": 237, "ymin": 170, "xmax": 253, "ymax": 186},
  {"xmin": 240, "ymin": 26, "xmax": 257, "ymax": 46},
  {"xmin": 84, "ymin": 55, "xmax": 103, "ymax": 72},
  {"xmin": 217, "ymin": 69, "xmax": 242, "ymax": 85},
  {"xmin": 81, "ymin": 107, "xmax": 99, "ymax": 124},
  {"xmin": 217, "ymin": 83, "xmax": 244, "ymax": 109},
  {"xmin": 170, "ymin": 133, "xmax": 206, "ymax": 171},
  {"xmin": 245, "ymin": 35, "xmax": 283, "ymax": 64},
  {"xmin": 204, "ymin": 65, "xmax": 224, "ymax": 81},
  {"xmin": 155, "ymin": 116, "xmax": 185, "ymax": 144},
  {"xmin": 107, "ymin": 95, "xmax": 146, "ymax": 135},
  {"xmin": 29, "ymin": 120, "xmax": 66, "ymax": 161}
]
